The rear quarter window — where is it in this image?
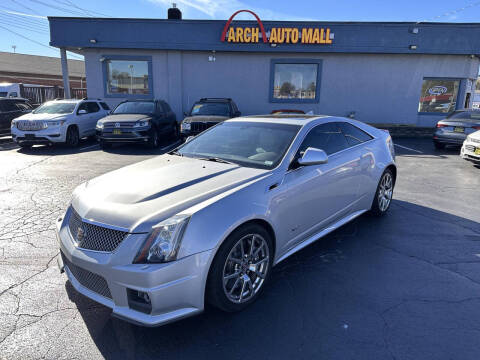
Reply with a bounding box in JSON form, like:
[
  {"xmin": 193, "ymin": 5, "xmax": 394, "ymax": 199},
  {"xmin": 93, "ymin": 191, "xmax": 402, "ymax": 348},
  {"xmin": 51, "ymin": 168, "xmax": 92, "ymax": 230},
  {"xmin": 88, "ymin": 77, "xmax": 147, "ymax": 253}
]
[
  {"xmin": 99, "ymin": 102, "xmax": 110, "ymax": 110},
  {"xmin": 337, "ymin": 122, "xmax": 373, "ymax": 147}
]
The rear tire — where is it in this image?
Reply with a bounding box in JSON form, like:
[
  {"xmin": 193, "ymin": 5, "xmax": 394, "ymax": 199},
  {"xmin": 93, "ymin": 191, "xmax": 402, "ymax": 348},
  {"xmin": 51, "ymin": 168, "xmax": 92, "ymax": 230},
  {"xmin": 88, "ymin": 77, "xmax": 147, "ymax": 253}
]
[
  {"xmin": 370, "ymin": 169, "xmax": 394, "ymax": 216},
  {"xmin": 207, "ymin": 223, "xmax": 273, "ymax": 312},
  {"xmin": 434, "ymin": 141, "xmax": 445, "ymax": 150},
  {"xmin": 65, "ymin": 126, "xmax": 80, "ymax": 147},
  {"xmin": 18, "ymin": 143, "xmax": 32, "ymax": 149}
]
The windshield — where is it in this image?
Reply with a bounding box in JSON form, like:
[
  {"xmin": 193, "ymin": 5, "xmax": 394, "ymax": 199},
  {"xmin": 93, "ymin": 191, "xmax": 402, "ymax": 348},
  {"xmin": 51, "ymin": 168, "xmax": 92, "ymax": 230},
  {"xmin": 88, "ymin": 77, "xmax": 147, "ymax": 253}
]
[
  {"xmin": 446, "ymin": 111, "xmax": 480, "ymax": 122},
  {"xmin": 190, "ymin": 102, "xmax": 231, "ymax": 116},
  {"xmin": 33, "ymin": 102, "xmax": 76, "ymax": 114},
  {"xmin": 177, "ymin": 121, "xmax": 300, "ymax": 169},
  {"xmin": 113, "ymin": 102, "xmax": 155, "ymax": 115}
]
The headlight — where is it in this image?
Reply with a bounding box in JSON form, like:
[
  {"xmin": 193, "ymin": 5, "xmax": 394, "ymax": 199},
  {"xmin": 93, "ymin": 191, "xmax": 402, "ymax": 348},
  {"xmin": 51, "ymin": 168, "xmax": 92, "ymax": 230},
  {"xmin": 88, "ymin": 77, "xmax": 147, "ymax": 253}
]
[
  {"xmin": 11, "ymin": 121, "xmax": 15, "ymax": 128},
  {"xmin": 466, "ymin": 136, "xmax": 471, "ymax": 142},
  {"xmin": 96, "ymin": 122, "xmax": 104, "ymax": 129},
  {"xmin": 46, "ymin": 120, "xmax": 66, "ymax": 127},
  {"xmin": 133, "ymin": 215, "xmax": 190, "ymax": 263},
  {"xmin": 133, "ymin": 120, "xmax": 150, "ymax": 128},
  {"xmin": 181, "ymin": 122, "xmax": 191, "ymax": 131}
]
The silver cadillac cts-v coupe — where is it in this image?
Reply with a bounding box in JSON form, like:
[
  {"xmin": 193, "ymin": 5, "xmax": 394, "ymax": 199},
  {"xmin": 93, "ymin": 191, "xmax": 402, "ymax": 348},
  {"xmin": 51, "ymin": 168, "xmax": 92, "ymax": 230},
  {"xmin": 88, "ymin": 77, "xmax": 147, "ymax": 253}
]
[{"xmin": 57, "ymin": 115, "xmax": 396, "ymax": 326}]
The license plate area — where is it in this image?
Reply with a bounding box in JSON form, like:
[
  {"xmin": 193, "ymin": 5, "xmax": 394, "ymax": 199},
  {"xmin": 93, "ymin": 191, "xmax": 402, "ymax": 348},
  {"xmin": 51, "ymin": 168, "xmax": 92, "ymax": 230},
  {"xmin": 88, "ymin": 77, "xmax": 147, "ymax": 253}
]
[
  {"xmin": 454, "ymin": 127, "xmax": 464, "ymax": 133},
  {"xmin": 113, "ymin": 129, "xmax": 122, "ymax": 135},
  {"xmin": 25, "ymin": 134, "xmax": 35, "ymax": 139}
]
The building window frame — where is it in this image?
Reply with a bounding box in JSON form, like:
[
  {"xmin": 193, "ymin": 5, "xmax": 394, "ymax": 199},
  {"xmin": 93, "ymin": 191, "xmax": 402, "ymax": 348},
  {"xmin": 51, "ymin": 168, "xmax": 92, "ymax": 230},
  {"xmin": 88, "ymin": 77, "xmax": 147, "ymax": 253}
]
[
  {"xmin": 269, "ymin": 58, "xmax": 322, "ymax": 104},
  {"xmin": 417, "ymin": 77, "xmax": 461, "ymax": 115},
  {"xmin": 101, "ymin": 55, "xmax": 153, "ymax": 99}
]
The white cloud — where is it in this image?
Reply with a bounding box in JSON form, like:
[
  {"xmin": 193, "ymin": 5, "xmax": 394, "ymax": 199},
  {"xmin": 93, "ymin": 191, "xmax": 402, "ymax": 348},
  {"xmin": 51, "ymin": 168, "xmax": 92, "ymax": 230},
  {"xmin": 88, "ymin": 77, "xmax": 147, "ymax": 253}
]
[{"xmin": 148, "ymin": 0, "xmax": 316, "ymax": 21}]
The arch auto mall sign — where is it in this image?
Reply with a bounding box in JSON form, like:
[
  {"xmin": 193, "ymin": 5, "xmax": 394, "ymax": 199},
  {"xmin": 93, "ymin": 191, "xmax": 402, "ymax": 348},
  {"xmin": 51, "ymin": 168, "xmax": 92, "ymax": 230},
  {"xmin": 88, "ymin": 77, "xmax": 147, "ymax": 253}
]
[{"xmin": 220, "ymin": 10, "xmax": 334, "ymax": 44}]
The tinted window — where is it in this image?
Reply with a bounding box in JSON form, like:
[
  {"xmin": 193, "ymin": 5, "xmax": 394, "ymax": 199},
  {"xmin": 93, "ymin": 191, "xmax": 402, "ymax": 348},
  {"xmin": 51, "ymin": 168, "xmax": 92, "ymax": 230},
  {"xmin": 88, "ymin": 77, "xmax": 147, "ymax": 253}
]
[
  {"xmin": 447, "ymin": 111, "xmax": 480, "ymax": 122},
  {"xmin": 2, "ymin": 100, "xmax": 19, "ymax": 112},
  {"xmin": 113, "ymin": 101, "xmax": 155, "ymax": 115},
  {"xmin": 86, "ymin": 102, "xmax": 100, "ymax": 113},
  {"xmin": 15, "ymin": 101, "xmax": 31, "ymax": 111},
  {"xmin": 99, "ymin": 102, "xmax": 110, "ymax": 110},
  {"xmin": 177, "ymin": 121, "xmax": 300, "ymax": 169},
  {"xmin": 296, "ymin": 122, "xmax": 349, "ymax": 157},
  {"xmin": 338, "ymin": 122, "xmax": 373, "ymax": 146},
  {"xmin": 190, "ymin": 102, "xmax": 231, "ymax": 116},
  {"xmin": 156, "ymin": 102, "xmax": 164, "ymax": 114}
]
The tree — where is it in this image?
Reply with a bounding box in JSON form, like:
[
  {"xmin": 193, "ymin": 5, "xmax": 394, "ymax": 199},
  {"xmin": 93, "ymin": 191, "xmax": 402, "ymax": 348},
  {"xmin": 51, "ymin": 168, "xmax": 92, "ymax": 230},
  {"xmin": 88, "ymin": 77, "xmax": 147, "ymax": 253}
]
[{"xmin": 280, "ymin": 82, "xmax": 295, "ymax": 96}]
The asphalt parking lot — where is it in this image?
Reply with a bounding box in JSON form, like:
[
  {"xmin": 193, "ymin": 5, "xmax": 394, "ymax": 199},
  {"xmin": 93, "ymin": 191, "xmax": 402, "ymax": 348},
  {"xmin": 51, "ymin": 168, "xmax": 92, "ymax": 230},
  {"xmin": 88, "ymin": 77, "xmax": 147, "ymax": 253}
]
[{"xmin": 0, "ymin": 136, "xmax": 479, "ymax": 360}]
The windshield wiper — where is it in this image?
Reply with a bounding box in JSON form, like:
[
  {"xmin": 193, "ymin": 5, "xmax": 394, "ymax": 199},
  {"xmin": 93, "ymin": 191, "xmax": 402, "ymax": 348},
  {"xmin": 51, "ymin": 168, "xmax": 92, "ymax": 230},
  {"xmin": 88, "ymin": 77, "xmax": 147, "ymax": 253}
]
[{"xmin": 196, "ymin": 156, "xmax": 237, "ymax": 165}]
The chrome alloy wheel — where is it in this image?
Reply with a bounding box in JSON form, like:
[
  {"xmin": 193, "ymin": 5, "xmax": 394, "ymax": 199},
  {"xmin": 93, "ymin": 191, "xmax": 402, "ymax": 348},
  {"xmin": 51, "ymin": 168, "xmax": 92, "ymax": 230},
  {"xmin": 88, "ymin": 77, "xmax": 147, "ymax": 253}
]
[
  {"xmin": 222, "ymin": 234, "xmax": 270, "ymax": 304},
  {"xmin": 378, "ymin": 172, "xmax": 393, "ymax": 212}
]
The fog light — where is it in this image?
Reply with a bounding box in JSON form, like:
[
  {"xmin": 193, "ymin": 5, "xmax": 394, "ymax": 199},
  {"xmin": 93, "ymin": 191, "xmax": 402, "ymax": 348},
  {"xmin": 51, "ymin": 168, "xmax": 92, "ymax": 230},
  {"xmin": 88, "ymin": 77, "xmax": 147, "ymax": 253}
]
[{"xmin": 127, "ymin": 288, "xmax": 152, "ymax": 314}]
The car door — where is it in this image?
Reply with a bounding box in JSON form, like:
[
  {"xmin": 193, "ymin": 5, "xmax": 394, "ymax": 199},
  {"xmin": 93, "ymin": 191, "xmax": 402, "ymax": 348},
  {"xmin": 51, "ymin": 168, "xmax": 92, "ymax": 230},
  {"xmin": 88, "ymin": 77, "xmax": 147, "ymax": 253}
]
[
  {"xmin": 276, "ymin": 122, "xmax": 364, "ymax": 254},
  {"xmin": 86, "ymin": 102, "xmax": 102, "ymax": 133},
  {"xmin": 76, "ymin": 102, "xmax": 92, "ymax": 136},
  {"xmin": 155, "ymin": 102, "xmax": 169, "ymax": 136}
]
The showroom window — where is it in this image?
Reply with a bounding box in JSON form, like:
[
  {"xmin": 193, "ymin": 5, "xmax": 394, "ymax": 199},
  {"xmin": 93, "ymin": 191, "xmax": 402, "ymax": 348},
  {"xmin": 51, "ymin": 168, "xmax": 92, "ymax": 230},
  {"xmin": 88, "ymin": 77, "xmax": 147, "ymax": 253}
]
[
  {"xmin": 418, "ymin": 78, "xmax": 460, "ymax": 113},
  {"xmin": 103, "ymin": 57, "xmax": 152, "ymax": 98},
  {"xmin": 270, "ymin": 59, "xmax": 322, "ymax": 103}
]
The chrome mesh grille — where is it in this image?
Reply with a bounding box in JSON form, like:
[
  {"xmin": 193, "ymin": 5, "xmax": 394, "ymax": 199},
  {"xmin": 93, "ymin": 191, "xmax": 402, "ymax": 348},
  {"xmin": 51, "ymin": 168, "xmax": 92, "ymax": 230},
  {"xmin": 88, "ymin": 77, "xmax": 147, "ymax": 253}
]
[
  {"xmin": 61, "ymin": 252, "xmax": 112, "ymax": 299},
  {"xmin": 16, "ymin": 120, "xmax": 44, "ymax": 131},
  {"xmin": 103, "ymin": 122, "xmax": 136, "ymax": 129},
  {"xmin": 68, "ymin": 207, "xmax": 128, "ymax": 252}
]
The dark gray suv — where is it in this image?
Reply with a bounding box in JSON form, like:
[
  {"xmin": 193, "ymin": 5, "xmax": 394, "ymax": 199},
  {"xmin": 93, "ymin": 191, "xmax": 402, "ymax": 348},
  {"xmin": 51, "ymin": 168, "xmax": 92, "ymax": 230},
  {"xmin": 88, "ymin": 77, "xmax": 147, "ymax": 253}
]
[{"xmin": 0, "ymin": 98, "xmax": 33, "ymax": 133}]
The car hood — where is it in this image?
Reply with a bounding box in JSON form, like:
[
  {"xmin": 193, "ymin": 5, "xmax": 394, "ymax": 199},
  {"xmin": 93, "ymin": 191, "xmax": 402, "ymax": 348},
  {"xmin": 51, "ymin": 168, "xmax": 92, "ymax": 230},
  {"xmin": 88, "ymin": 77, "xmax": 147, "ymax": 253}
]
[
  {"xmin": 100, "ymin": 114, "xmax": 152, "ymax": 123},
  {"xmin": 16, "ymin": 113, "xmax": 67, "ymax": 121},
  {"xmin": 469, "ymin": 130, "xmax": 480, "ymax": 139},
  {"xmin": 72, "ymin": 155, "xmax": 270, "ymax": 233},
  {"xmin": 183, "ymin": 115, "xmax": 229, "ymax": 123}
]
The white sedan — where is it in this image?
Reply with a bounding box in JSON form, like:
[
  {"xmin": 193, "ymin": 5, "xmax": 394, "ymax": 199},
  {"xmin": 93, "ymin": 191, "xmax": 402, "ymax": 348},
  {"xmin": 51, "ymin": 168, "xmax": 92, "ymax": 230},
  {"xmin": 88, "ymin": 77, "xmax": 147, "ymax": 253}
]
[
  {"xmin": 57, "ymin": 115, "xmax": 396, "ymax": 326},
  {"xmin": 11, "ymin": 99, "xmax": 110, "ymax": 148},
  {"xmin": 461, "ymin": 130, "xmax": 480, "ymax": 164}
]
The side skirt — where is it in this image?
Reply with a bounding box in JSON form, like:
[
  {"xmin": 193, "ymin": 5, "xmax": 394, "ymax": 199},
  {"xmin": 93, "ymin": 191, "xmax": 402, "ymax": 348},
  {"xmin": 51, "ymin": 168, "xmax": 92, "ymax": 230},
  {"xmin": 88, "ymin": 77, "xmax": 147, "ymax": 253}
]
[{"xmin": 274, "ymin": 209, "xmax": 368, "ymax": 265}]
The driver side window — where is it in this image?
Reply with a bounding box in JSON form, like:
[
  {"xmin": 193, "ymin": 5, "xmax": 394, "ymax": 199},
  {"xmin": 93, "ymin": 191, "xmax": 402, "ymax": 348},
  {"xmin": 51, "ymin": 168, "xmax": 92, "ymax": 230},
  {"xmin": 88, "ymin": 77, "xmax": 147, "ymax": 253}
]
[{"xmin": 294, "ymin": 122, "xmax": 349, "ymax": 162}]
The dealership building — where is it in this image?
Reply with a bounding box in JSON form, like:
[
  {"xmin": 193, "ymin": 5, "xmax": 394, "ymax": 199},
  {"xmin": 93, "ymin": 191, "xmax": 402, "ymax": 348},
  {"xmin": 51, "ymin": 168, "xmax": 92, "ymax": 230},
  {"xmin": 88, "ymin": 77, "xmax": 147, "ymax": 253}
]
[{"xmin": 48, "ymin": 10, "xmax": 480, "ymax": 126}]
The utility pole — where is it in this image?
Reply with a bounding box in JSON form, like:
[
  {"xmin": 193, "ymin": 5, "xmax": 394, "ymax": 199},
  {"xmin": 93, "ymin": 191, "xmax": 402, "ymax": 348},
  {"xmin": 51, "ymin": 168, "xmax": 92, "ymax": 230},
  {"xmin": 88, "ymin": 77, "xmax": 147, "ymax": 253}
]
[{"xmin": 11, "ymin": 45, "xmax": 16, "ymax": 53}]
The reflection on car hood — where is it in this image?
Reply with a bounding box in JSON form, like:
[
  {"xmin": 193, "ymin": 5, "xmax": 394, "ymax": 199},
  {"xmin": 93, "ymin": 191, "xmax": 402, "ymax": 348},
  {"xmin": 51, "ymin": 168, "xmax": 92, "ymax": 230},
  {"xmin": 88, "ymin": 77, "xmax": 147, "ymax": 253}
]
[
  {"xmin": 183, "ymin": 115, "xmax": 229, "ymax": 123},
  {"xmin": 469, "ymin": 130, "xmax": 480, "ymax": 139},
  {"xmin": 16, "ymin": 113, "xmax": 67, "ymax": 121},
  {"xmin": 101, "ymin": 114, "xmax": 152, "ymax": 123},
  {"xmin": 72, "ymin": 155, "xmax": 270, "ymax": 232}
]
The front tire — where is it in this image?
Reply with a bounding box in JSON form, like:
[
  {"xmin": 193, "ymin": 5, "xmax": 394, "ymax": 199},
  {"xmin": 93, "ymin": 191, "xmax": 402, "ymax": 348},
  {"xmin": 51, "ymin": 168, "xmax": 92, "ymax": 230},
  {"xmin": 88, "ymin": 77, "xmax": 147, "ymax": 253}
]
[
  {"xmin": 18, "ymin": 143, "xmax": 32, "ymax": 149},
  {"xmin": 434, "ymin": 141, "xmax": 445, "ymax": 150},
  {"xmin": 65, "ymin": 126, "xmax": 80, "ymax": 147},
  {"xmin": 147, "ymin": 128, "xmax": 159, "ymax": 149},
  {"xmin": 370, "ymin": 169, "xmax": 394, "ymax": 216},
  {"xmin": 99, "ymin": 140, "xmax": 111, "ymax": 150},
  {"xmin": 207, "ymin": 223, "xmax": 273, "ymax": 312}
]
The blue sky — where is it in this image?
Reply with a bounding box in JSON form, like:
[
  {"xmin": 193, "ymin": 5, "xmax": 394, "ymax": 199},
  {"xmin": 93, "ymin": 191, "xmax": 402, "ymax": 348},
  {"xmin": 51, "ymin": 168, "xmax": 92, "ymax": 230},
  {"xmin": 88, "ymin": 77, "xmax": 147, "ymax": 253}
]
[{"xmin": 1, "ymin": 0, "xmax": 480, "ymax": 59}]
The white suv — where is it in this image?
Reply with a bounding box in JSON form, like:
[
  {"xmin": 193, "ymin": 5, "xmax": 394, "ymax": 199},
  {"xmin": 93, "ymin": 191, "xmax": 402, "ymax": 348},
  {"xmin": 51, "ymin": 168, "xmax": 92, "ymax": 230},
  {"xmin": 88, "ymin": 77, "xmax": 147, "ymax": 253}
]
[{"xmin": 11, "ymin": 99, "xmax": 110, "ymax": 148}]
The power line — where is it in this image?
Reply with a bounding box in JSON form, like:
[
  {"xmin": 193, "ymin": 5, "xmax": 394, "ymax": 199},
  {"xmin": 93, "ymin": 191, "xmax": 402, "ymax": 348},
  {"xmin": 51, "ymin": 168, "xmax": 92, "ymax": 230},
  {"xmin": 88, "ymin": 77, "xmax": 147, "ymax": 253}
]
[
  {"xmin": 9, "ymin": 0, "xmax": 42, "ymax": 16},
  {"xmin": 416, "ymin": 0, "xmax": 480, "ymax": 23},
  {"xmin": 24, "ymin": 0, "xmax": 91, "ymax": 16},
  {"xmin": 0, "ymin": 12, "xmax": 49, "ymax": 30},
  {"xmin": 0, "ymin": 24, "xmax": 84, "ymax": 60},
  {"xmin": 0, "ymin": 17, "xmax": 49, "ymax": 34}
]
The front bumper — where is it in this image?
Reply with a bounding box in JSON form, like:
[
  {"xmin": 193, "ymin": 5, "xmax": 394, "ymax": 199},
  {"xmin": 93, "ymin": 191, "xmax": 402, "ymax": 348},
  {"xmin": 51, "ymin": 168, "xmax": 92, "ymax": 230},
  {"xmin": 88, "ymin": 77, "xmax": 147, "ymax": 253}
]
[
  {"xmin": 96, "ymin": 129, "xmax": 151, "ymax": 143},
  {"xmin": 56, "ymin": 211, "xmax": 213, "ymax": 326},
  {"xmin": 461, "ymin": 142, "xmax": 480, "ymax": 163},
  {"xmin": 11, "ymin": 125, "xmax": 66, "ymax": 144},
  {"xmin": 433, "ymin": 130, "xmax": 467, "ymax": 145}
]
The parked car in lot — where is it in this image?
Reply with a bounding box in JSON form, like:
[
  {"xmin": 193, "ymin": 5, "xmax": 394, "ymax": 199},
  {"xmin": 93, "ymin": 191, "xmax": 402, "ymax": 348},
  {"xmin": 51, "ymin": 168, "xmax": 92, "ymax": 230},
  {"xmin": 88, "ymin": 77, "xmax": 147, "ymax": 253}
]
[
  {"xmin": 11, "ymin": 99, "xmax": 110, "ymax": 148},
  {"xmin": 270, "ymin": 109, "xmax": 306, "ymax": 115},
  {"xmin": 433, "ymin": 109, "xmax": 480, "ymax": 149},
  {"xmin": 180, "ymin": 98, "xmax": 240, "ymax": 138},
  {"xmin": 461, "ymin": 130, "xmax": 480, "ymax": 164},
  {"xmin": 0, "ymin": 97, "xmax": 34, "ymax": 133},
  {"xmin": 57, "ymin": 115, "xmax": 396, "ymax": 326},
  {"xmin": 96, "ymin": 99, "xmax": 177, "ymax": 149}
]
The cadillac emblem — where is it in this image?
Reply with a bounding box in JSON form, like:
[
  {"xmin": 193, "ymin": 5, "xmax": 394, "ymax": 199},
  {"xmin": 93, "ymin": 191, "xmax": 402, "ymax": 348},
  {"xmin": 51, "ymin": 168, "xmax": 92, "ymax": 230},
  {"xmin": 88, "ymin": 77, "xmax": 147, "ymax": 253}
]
[{"xmin": 76, "ymin": 226, "xmax": 85, "ymax": 246}]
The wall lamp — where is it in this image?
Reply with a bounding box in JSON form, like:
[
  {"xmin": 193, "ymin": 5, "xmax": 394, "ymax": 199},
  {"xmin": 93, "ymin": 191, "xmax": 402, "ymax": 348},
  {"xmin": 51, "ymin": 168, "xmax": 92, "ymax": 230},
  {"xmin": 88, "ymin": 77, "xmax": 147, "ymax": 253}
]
[
  {"xmin": 409, "ymin": 45, "xmax": 417, "ymax": 50},
  {"xmin": 89, "ymin": 39, "xmax": 97, "ymax": 44}
]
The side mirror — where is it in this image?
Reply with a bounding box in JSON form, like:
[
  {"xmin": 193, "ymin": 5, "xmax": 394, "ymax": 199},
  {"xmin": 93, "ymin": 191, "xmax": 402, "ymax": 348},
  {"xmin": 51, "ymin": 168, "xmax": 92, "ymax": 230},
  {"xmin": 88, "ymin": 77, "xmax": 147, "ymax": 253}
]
[
  {"xmin": 183, "ymin": 111, "xmax": 188, "ymax": 117},
  {"xmin": 186, "ymin": 136, "xmax": 195, "ymax": 142},
  {"xmin": 297, "ymin": 147, "xmax": 328, "ymax": 166},
  {"xmin": 78, "ymin": 109, "xmax": 87, "ymax": 115}
]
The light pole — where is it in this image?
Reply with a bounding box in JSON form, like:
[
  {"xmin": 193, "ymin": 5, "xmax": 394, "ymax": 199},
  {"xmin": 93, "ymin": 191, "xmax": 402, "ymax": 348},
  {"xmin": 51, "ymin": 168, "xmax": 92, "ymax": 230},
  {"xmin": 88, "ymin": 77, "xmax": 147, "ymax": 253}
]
[
  {"xmin": 11, "ymin": 45, "xmax": 16, "ymax": 53},
  {"xmin": 128, "ymin": 64, "xmax": 134, "ymax": 94}
]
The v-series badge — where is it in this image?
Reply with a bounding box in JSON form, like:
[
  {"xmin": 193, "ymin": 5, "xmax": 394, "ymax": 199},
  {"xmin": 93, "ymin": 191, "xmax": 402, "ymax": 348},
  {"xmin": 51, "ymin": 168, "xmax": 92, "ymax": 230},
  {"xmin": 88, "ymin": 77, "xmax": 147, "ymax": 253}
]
[{"xmin": 220, "ymin": 9, "xmax": 334, "ymax": 45}]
